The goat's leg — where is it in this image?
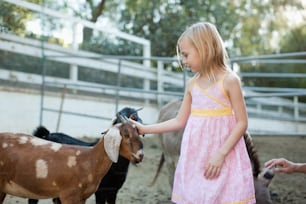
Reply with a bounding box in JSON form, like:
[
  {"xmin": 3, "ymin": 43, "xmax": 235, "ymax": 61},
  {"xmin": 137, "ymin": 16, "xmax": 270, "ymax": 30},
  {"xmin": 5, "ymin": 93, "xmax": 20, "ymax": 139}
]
[
  {"xmin": 53, "ymin": 197, "xmax": 61, "ymax": 204},
  {"xmin": 105, "ymin": 191, "xmax": 118, "ymax": 204},
  {"xmin": 28, "ymin": 198, "xmax": 60, "ymax": 204},
  {"xmin": 28, "ymin": 199, "xmax": 39, "ymax": 204},
  {"xmin": 0, "ymin": 192, "xmax": 6, "ymax": 204},
  {"xmin": 94, "ymin": 190, "xmax": 107, "ymax": 204},
  {"xmin": 165, "ymin": 158, "xmax": 176, "ymax": 190}
]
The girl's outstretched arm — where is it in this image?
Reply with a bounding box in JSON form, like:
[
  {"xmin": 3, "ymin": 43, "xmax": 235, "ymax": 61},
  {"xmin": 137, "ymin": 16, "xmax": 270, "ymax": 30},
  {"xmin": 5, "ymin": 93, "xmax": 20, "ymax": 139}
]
[{"xmin": 131, "ymin": 78, "xmax": 193, "ymax": 135}]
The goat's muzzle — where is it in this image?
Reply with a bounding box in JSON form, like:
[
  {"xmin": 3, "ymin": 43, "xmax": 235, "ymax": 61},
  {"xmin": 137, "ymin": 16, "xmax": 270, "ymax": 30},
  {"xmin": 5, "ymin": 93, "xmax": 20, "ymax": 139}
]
[
  {"xmin": 131, "ymin": 149, "xmax": 144, "ymax": 165},
  {"xmin": 258, "ymin": 167, "xmax": 275, "ymax": 187}
]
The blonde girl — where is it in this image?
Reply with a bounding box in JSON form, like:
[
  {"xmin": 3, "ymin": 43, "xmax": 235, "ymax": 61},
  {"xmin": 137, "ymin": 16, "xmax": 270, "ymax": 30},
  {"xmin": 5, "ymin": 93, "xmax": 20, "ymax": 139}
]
[{"xmin": 133, "ymin": 22, "xmax": 255, "ymax": 204}]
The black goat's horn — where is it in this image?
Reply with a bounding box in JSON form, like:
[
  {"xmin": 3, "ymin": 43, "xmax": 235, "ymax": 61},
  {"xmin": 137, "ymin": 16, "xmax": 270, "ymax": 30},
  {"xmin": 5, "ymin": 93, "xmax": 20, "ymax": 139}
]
[
  {"xmin": 123, "ymin": 115, "xmax": 129, "ymax": 121},
  {"xmin": 135, "ymin": 107, "xmax": 143, "ymax": 112},
  {"xmin": 118, "ymin": 114, "xmax": 128, "ymax": 123}
]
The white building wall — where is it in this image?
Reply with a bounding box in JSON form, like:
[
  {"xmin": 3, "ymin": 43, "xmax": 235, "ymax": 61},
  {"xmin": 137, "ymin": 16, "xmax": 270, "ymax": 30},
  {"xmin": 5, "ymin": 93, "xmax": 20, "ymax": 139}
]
[{"xmin": 0, "ymin": 88, "xmax": 158, "ymax": 137}]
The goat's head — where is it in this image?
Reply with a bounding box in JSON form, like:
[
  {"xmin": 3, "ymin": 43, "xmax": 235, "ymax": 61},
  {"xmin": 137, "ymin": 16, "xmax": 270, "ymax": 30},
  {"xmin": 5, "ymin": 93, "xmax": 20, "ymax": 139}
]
[
  {"xmin": 103, "ymin": 115, "xmax": 143, "ymax": 164},
  {"xmin": 112, "ymin": 107, "xmax": 143, "ymax": 125},
  {"xmin": 257, "ymin": 167, "xmax": 275, "ymax": 187}
]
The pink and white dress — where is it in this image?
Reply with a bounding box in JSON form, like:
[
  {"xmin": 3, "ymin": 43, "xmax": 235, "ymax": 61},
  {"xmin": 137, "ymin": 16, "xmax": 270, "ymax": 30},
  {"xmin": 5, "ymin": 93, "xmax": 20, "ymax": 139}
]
[{"xmin": 171, "ymin": 75, "xmax": 255, "ymax": 204}]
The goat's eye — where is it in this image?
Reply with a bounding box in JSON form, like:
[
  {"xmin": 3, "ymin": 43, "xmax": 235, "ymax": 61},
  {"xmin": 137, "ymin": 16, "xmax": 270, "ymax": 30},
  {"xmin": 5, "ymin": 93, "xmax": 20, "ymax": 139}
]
[{"xmin": 123, "ymin": 129, "xmax": 130, "ymax": 138}]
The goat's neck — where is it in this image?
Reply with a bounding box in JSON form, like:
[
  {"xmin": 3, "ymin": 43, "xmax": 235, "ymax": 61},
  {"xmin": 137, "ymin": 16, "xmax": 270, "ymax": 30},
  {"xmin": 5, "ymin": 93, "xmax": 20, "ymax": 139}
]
[{"xmin": 89, "ymin": 138, "xmax": 113, "ymax": 178}]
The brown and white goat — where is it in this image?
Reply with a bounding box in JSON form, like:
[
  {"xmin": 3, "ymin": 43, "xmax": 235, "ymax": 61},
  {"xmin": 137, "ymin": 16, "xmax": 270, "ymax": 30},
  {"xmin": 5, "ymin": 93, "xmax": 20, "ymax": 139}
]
[
  {"xmin": 150, "ymin": 99, "xmax": 274, "ymax": 204},
  {"xmin": 0, "ymin": 117, "xmax": 143, "ymax": 204}
]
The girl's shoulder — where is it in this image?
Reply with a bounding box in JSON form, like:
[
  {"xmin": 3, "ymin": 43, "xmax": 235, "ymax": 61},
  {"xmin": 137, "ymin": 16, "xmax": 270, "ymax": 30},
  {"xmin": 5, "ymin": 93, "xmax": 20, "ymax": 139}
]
[
  {"xmin": 185, "ymin": 74, "xmax": 199, "ymax": 91},
  {"xmin": 223, "ymin": 70, "xmax": 241, "ymax": 85},
  {"xmin": 223, "ymin": 70, "xmax": 243, "ymax": 94}
]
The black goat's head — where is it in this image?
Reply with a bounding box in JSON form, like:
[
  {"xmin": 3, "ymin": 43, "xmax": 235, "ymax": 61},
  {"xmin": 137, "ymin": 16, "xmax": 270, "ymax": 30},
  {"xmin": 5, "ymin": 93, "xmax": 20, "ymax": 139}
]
[{"xmin": 112, "ymin": 107, "xmax": 143, "ymax": 125}]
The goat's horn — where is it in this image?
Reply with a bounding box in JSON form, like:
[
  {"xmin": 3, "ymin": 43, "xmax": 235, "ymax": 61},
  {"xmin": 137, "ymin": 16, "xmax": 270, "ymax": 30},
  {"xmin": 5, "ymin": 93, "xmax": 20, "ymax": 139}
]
[
  {"xmin": 101, "ymin": 129, "xmax": 109, "ymax": 135},
  {"xmin": 135, "ymin": 107, "xmax": 143, "ymax": 112},
  {"xmin": 122, "ymin": 115, "xmax": 129, "ymax": 122},
  {"xmin": 118, "ymin": 114, "xmax": 126, "ymax": 123}
]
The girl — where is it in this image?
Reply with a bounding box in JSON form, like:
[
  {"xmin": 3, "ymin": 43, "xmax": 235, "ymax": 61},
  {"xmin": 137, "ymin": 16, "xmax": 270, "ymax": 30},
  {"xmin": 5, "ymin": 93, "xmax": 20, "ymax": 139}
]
[{"xmin": 133, "ymin": 22, "xmax": 255, "ymax": 204}]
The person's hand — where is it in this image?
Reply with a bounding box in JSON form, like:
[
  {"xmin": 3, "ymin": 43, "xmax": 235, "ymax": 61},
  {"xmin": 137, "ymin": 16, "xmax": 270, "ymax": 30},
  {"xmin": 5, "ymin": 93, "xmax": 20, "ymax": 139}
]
[
  {"xmin": 265, "ymin": 158, "xmax": 296, "ymax": 174},
  {"xmin": 204, "ymin": 150, "xmax": 225, "ymax": 179},
  {"xmin": 129, "ymin": 118, "xmax": 145, "ymax": 136}
]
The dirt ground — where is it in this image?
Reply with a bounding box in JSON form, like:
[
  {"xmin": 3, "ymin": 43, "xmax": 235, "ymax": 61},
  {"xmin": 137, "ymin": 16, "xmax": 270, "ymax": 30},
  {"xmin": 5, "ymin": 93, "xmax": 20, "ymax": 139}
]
[{"xmin": 3, "ymin": 135, "xmax": 306, "ymax": 204}]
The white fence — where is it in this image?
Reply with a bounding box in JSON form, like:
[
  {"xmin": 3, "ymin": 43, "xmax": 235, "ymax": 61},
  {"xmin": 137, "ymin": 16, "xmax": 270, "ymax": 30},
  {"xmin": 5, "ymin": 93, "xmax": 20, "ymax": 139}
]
[{"xmin": 0, "ymin": 33, "xmax": 185, "ymax": 103}]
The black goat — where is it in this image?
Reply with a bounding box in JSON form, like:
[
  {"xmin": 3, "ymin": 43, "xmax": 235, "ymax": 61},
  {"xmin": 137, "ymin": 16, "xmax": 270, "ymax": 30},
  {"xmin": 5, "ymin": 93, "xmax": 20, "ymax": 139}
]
[{"xmin": 28, "ymin": 107, "xmax": 142, "ymax": 204}]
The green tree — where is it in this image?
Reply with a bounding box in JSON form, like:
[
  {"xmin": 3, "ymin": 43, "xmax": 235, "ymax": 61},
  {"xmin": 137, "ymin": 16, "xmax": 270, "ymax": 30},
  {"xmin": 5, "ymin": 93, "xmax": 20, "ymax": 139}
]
[
  {"xmin": 240, "ymin": 24, "xmax": 306, "ymax": 101},
  {"xmin": 280, "ymin": 26, "xmax": 306, "ymax": 53},
  {"xmin": 2, "ymin": 0, "xmax": 304, "ymax": 58},
  {"xmin": 0, "ymin": 0, "xmax": 41, "ymax": 35},
  {"xmin": 74, "ymin": 0, "xmax": 107, "ymax": 42},
  {"xmin": 116, "ymin": 0, "xmax": 302, "ymax": 58}
]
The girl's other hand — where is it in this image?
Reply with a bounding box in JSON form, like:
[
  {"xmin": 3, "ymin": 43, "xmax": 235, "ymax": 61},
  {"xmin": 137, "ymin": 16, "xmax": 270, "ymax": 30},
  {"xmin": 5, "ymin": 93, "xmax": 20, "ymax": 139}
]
[{"xmin": 204, "ymin": 151, "xmax": 225, "ymax": 179}]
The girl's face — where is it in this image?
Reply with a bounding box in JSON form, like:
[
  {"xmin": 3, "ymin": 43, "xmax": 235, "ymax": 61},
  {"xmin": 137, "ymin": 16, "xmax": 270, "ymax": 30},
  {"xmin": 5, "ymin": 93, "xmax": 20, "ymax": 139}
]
[{"xmin": 178, "ymin": 37, "xmax": 201, "ymax": 73}]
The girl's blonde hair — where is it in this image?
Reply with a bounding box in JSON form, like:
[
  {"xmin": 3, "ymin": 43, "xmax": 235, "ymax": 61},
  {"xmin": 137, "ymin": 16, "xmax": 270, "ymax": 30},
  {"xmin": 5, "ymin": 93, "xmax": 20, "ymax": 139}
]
[{"xmin": 177, "ymin": 22, "xmax": 229, "ymax": 81}]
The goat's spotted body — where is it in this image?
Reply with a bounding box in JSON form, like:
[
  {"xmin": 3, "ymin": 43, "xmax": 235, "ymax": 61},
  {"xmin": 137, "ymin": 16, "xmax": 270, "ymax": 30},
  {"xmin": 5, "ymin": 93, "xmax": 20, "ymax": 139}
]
[
  {"xmin": 0, "ymin": 133, "xmax": 106, "ymax": 200},
  {"xmin": 0, "ymin": 120, "xmax": 143, "ymax": 204}
]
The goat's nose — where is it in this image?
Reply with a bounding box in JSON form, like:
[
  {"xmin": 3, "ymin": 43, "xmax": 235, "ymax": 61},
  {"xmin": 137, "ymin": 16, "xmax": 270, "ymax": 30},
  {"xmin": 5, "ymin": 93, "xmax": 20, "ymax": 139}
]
[
  {"xmin": 135, "ymin": 149, "xmax": 144, "ymax": 162},
  {"xmin": 258, "ymin": 167, "xmax": 275, "ymax": 187}
]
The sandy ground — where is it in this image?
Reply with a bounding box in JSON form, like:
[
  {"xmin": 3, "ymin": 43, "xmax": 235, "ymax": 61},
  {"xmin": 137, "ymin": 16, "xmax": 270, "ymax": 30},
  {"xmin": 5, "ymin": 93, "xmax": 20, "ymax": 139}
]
[{"xmin": 3, "ymin": 135, "xmax": 306, "ymax": 204}]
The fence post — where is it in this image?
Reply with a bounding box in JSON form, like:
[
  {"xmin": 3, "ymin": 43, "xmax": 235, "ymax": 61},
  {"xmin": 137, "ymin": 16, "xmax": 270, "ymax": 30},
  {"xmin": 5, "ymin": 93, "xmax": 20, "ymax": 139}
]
[
  {"xmin": 143, "ymin": 43, "xmax": 151, "ymax": 105},
  {"xmin": 115, "ymin": 60, "xmax": 122, "ymax": 113},
  {"xmin": 256, "ymin": 103, "xmax": 262, "ymax": 114},
  {"xmin": 70, "ymin": 22, "xmax": 79, "ymax": 92},
  {"xmin": 294, "ymin": 96, "xmax": 299, "ymax": 119},
  {"xmin": 157, "ymin": 60, "xmax": 164, "ymax": 107}
]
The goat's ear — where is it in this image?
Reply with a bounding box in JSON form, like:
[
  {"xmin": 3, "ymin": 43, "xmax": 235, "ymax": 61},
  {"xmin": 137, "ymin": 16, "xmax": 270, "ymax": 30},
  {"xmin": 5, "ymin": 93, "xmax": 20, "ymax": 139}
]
[{"xmin": 103, "ymin": 127, "xmax": 122, "ymax": 163}]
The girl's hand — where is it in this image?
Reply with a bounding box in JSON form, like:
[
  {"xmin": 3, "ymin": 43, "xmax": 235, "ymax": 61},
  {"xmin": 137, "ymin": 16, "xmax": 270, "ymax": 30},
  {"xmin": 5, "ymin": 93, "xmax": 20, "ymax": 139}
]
[
  {"xmin": 129, "ymin": 119, "xmax": 145, "ymax": 135},
  {"xmin": 204, "ymin": 150, "xmax": 225, "ymax": 179}
]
